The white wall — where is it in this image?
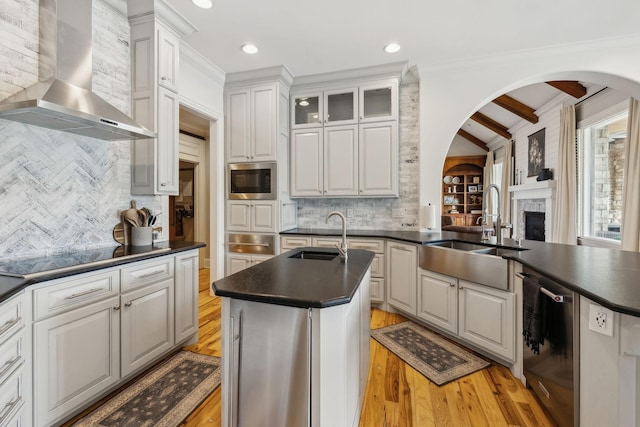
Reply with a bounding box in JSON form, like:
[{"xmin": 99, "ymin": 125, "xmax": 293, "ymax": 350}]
[
  {"xmin": 447, "ymin": 135, "xmax": 488, "ymax": 157},
  {"xmin": 417, "ymin": 36, "xmax": 640, "ymax": 227}
]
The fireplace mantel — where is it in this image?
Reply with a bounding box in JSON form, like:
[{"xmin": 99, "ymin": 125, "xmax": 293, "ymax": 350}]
[{"xmin": 509, "ymin": 180, "xmax": 556, "ymax": 241}]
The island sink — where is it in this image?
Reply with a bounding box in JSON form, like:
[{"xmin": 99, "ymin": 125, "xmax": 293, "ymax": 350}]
[{"xmin": 289, "ymin": 251, "xmax": 339, "ymax": 261}]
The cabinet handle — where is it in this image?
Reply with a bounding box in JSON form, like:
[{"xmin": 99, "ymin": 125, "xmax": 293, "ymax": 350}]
[
  {"xmin": 449, "ymin": 283, "xmax": 455, "ymax": 287},
  {"xmin": 459, "ymin": 285, "xmax": 464, "ymax": 290},
  {"xmin": 133, "ymin": 268, "xmax": 166, "ymax": 279},
  {"xmin": 124, "ymin": 301, "xmax": 132, "ymax": 307},
  {"xmin": 161, "ymin": 76, "xmax": 167, "ymax": 81},
  {"xmin": 0, "ymin": 398, "xmax": 20, "ymax": 425},
  {"xmin": 65, "ymin": 287, "xmax": 103, "ymax": 300},
  {"xmin": 113, "ymin": 305, "xmax": 121, "ymax": 311},
  {"xmin": 0, "ymin": 356, "xmax": 21, "ymax": 380},
  {"xmin": 0, "ymin": 317, "xmax": 21, "ymax": 336},
  {"xmin": 160, "ymin": 182, "xmax": 167, "ymax": 187}
]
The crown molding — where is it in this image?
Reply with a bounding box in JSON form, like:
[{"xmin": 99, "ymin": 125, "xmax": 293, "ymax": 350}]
[
  {"xmin": 180, "ymin": 42, "xmax": 225, "ymax": 86},
  {"xmin": 127, "ymin": 0, "xmax": 198, "ymax": 37},
  {"xmin": 292, "ymin": 61, "xmax": 408, "ymax": 89},
  {"xmin": 225, "ymin": 65, "xmax": 295, "ymax": 88}
]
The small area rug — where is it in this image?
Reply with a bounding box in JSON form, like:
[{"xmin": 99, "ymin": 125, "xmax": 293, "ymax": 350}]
[
  {"xmin": 74, "ymin": 351, "xmax": 221, "ymax": 427},
  {"xmin": 371, "ymin": 321, "xmax": 490, "ymax": 386}
]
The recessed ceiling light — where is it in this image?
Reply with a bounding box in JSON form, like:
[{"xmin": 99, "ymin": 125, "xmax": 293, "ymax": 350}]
[
  {"xmin": 241, "ymin": 44, "xmax": 259, "ymax": 55},
  {"xmin": 383, "ymin": 43, "xmax": 401, "ymax": 54},
  {"xmin": 191, "ymin": 0, "xmax": 213, "ymax": 9}
]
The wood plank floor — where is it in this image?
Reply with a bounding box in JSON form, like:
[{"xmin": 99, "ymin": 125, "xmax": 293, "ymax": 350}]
[{"xmin": 67, "ymin": 268, "xmax": 555, "ymax": 426}]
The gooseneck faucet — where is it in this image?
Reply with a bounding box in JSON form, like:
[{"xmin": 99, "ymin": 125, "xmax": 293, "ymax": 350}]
[
  {"xmin": 325, "ymin": 211, "xmax": 348, "ymax": 261},
  {"xmin": 478, "ymin": 184, "xmax": 503, "ymax": 244}
]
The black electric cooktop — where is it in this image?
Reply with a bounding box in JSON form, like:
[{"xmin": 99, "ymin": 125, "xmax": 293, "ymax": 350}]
[{"xmin": 0, "ymin": 245, "xmax": 171, "ymax": 279}]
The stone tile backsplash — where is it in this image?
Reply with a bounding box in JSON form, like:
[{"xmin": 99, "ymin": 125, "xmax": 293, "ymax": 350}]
[
  {"xmin": 0, "ymin": 0, "xmax": 161, "ymax": 259},
  {"xmin": 296, "ymin": 82, "xmax": 420, "ymax": 231}
]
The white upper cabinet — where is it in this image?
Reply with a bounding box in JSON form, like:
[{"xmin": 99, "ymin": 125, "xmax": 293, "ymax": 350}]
[
  {"xmin": 324, "ymin": 125, "xmax": 358, "ymax": 196},
  {"xmin": 226, "ymin": 200, "xmax": 277, "ymax": 233},
  {"xmin": 226, "ymin": 82, "xmax": 285, "ymax": 163},
  {"xmin": 291, "ymin": 92, "xmax": 323, "ymax": 129},
  {"xmin": 324, "ymin": 88, "xmax": 358, "ymax": 126},
  {"xmin": 157, "ymin": 25, "xmax": 179, "ymax": 92},
  {"xmin": 359, "ymin": 121, "xmax": 398, "ymax": 196},
  {"xmin": 290, "ymin": 128, "xmax": 323, "ymax": 197},
  {"xmin": 358, "ymin": 80, "xmax": 398, "ymax": 123}
]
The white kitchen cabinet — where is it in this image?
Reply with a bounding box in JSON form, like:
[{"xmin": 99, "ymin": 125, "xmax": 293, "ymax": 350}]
[
  {"xmin": 226, "ymin": 200, "xmax": 276, "ymax": 233},
  {"xmin": 291, "ymin": 92, "xmax": 323, "ymax": 128},
  {"xmin": 130, "ymin": 19, "xmax": 180, "ymax": 196},
  {"xmin": 290, "ymin": 128, "xmax": 323, "ymax": 197},
  {"xmin": 157, "ymin": 25, "xmax": 179, "ymax": 92},
  {"xmin": 417, "ymin": 269, "xmax": 458, "ymax": 334},
  {"xmin": 386, "ymin": 241, "xmax": 417, "ymax": 315},
  {"xmin": 280, "ymin": 236, "xmax": 313, "ymax": 253},
  {"xmin": 121, "ymin": 278, "xmax": 174, "ymax": 378},
  {"xmin": 458, "ymin": 279, "xmax": 515, "ymax": 361},
  {"xmin": 291, "ymin": 88, "xmax": 357, "ymax": 128},
  {"xmin": 226, "ymin": 84, "xmax": 279, "ymax": 162},
  {"xmin": 226, "ymin": 254, "xmax": 273, "ymax": 275},
  {"xmin": 175, "ymin": 252, "xmax": 199, "ymax": 344},
  {"xmin": 369, "ymin": 277, "xmax": 385, "ymax": 303},
  {"xmin": 358, "ymin": 80, "xmax": 398, "ymax": 123},
  {"xmin": 324, "ymin": 125, "xmax": 358, "ymax": 196},
  {"xmin": 359, "ymin": 121, "xmax": 398, "ymax": 196},
  {"xmin": 34, "ymin": 295, "xmax": 120, "ymax": 426}
]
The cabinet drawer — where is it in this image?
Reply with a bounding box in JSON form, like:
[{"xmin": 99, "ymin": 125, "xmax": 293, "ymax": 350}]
[
  {"xmin": 348, "ymin": 239, "xmax": 384, "ymax": 253},
  {"xmin": 0, "ymin": 293, "xmax": 24, "ymax": 343},
  {"xmin": 280, "ymin": 236, "xmax": 312, "ymax": 250},
  {"xmin": 121, "ymin": 256, "xmax": 174, "ymax": 291},
  {"xmin": 0, "ymin": 329, "xmax": 25, "ymax": 385},
  {"xmin": 0, "ymin": 365, "xmax": 25, "ymax": 427},
  {"xmin": 370, "ymin": 278, "xmax": 385, "ymax": 303},
  {"xmin": 312, "ymin": 237, "xmax": 342, "ymax": 248},
  {"xmin": 34, "ymin": 269, "xmax": 119, "ymax": 320},
  {"xmin": 370, "ymin": 254, "xmax": 385, "ymax": 277}
]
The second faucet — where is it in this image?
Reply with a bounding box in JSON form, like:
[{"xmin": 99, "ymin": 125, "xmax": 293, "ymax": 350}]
[{"xmin": 325, "ymin": 211, "xmax": 348, "ymax": 261}]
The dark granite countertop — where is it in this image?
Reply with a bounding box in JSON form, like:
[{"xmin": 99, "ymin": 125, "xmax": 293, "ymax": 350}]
[
  {"xmin": 212, "ymin": 247, "xmax": 375, "ymax": 308},
  {"xmin": 282, "ymin": 228, "xmax": 640, "ymax": 317},
  {"xmin": 0, "ymin": 241, "xmax": 205, "ymax": 302}
]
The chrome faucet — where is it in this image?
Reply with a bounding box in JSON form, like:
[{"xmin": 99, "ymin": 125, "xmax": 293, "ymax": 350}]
[
  {"xmin": 479, "ymin": 184, "xmax": 503, "ymax": 244},
  {"xmin": 325, "ymin": 211, "xmax": 348, "ymax": 261}
]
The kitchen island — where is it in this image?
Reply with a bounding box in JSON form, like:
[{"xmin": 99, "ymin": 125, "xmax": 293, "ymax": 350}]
[{"xmin": 213, "ymin": 247, "xmax": 375, "ymax": 427}]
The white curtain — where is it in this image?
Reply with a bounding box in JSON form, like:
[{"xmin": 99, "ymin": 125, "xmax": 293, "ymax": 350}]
[
  {"xmin": 621, "ymin": 98, "xmax": 640, "ymax": 251},
  {"xmin": 552, "ymin": 104, "xmax": 577, "ymax": 244},
  {"xmin": 483, "ymin": 152, "xmax": 494, "ymax": 227},
  {"xmin": 500, "ymin": 141, "xmax": 512, "ymax": 228}
]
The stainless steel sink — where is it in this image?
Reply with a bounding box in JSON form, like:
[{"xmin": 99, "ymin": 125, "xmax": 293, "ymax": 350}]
[
  {"xmin": 289, "ymin": 251, "xmax": 338, "ymax": 261},
  {"xmin": 419, "ymin": 241, "xmax": 527, "ymax": 290}
]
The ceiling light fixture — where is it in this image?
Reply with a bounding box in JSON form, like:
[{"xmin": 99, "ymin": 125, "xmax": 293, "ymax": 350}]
[
  {"xmin": 383, "ymin": 43, "xmax": 401, "ymax": 54},
  {"xmin": 191, "ymin": 0, "xmax": 213, "ymax": 9},
  {"xmin": 241, "ymin": 44, "xmax": 259, "ymax": 55}
]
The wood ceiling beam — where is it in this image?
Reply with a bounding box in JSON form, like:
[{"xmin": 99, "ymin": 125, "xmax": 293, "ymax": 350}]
[
  {"xmin": 457, "ymin": 129, "xmax": 489, "ymax": 151},
  {"xmin": 492, "ymin": 94, "xmax": 539, "ymax": 124},
  {"xmin": 546, "ymin": 81, "xmax": 587, "ymax": 98},
  {"xmin": 470, "ymin": 112, "xmax": 512, "ymax": 140}
]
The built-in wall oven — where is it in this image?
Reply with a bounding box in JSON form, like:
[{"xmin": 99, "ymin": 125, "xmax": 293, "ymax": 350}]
[
  {"xmin": 227, "ymin": 162, "xmax": 277, "ymax": 200},
  {"xmin": 520, "ymin": 267, "xmax": 579, "ymax": 427}
]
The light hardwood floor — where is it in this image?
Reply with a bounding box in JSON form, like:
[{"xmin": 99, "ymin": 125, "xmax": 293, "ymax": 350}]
[{"xmin": 67, "ymin": 268, "xmax": 555, "ymax": 426}]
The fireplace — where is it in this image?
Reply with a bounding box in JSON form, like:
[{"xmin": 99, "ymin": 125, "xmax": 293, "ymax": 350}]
[
  {"xmin": 524, "ymin": 211, "xmax": 545, "ymax": 241},
  {"xmin": 509, "ymin": 180, "xmax": 556, "ymax": 242}
]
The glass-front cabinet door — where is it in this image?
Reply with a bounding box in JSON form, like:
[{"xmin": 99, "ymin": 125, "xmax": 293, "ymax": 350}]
[
  {"xmin": 324, "ymin": 88, "xmax": 357, "ymax": 126},
  {"xmin": 359, "ymin": 80, "xmax": 398, "ymax": 123},
  {"xmin": 292, "ymin": 93, "xmax": 322, "ymax": 128}
]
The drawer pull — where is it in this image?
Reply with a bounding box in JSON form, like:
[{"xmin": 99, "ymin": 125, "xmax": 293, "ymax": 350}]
[
  {"xmin": 0, "ymin": 317, "xmax": 21, "ymax": 336},
  {"xmin": 124, "ymin": 301, "xmax": 132, "ymax": 307},
  {"xmin": 65, "ymin": 287, "xmax": 103, "ymax": 300},
  {"xmin": 0, "ymin": 356, "xmax": 21, "ymax": 380},
  {"xmin": 0, "ymin": 398, "xmax": 20, "ymax": 425},
  {"xmin": 133, "ymin": 268, "xmax": 166, "ymax": 279}
]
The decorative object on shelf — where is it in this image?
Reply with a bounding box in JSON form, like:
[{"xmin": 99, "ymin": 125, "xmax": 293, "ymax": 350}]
[
  {"xmin": 478, "ymin": 185, "xmax": 483, "ymax": 192},
  {"xmin": 468, "ymin": 185, "xmax": 478, "ymax": 193},
  {"xmin": 473, "ymin": 176, "xmax": 480, "ymax": 184},
  {"xmin": 444, "ymin": 196, "xmax": 457, "ymax": 205},
  {"xmin": 469, "ymin": 194, "xmax": 483, "ymax": 205},
  {"xmin": 527, "ymin": 128, "xmax": 546, "ymax": 177},
  {"xmin": 443, "ymin": 175, "xmax": 453, "ymax": 184},
  {"xmin": 452, "ymin": 176, "xmax": 461, "ymax": 184},
  {"xmin": 536, "ymin": 168, "xmax": 553, "ymax": 181}
]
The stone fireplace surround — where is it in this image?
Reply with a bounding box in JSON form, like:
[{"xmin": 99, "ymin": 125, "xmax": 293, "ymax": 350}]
[{"xmin": 508, "ymin": 181, "xmax": 557, "ymax": 242}]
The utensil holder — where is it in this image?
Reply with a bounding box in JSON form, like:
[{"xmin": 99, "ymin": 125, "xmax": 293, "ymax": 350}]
[{"xmin": 131, "ymin": 227, "xmax": 152, "ymax": 246}]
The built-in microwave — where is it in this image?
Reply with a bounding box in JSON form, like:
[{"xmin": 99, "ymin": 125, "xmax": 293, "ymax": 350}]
[{"xmin": 227, "ymin": 162, "xmax": 277, "ymax": 200}]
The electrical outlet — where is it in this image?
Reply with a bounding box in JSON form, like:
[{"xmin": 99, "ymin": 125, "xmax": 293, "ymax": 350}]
[{"xmin": 588, "ymin": 303, "xmax": 614, "ymax": 336}]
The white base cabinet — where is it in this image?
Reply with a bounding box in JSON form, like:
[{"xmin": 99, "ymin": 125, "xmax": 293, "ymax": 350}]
[
  {"xmin": 225, "ymin": 254, "xmax": 273, "ymax": 275},
  {"xmin": 31, "ymin": 250, "xmax": 199, "ymax": 426},
  {"xmin": 386, "ymin": 241, "xmax": 417, "ymax": 315},
  {"xmin": 417, "ymin": 269, "xmax": 458, "ymax": 334}
]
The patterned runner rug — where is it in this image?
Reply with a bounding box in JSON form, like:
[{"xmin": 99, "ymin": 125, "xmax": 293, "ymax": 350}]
[
  {"xmin": 73, "ymin": 351, "xmax": 221, "ymax": 427},
  {"xmin": 371, "ymin": 321, "xmax": 490, "ymax": 386}
]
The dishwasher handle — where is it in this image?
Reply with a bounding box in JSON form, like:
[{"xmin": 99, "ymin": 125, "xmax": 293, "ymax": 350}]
[{"xmin": 516, "ymin": 272, "xmax": 572, "ymax": 303}]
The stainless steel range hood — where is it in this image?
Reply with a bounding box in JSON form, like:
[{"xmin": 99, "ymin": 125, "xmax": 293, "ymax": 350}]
[{"xmin": 0, "ymin": 0, "xmax": 156, "ymax": 141}]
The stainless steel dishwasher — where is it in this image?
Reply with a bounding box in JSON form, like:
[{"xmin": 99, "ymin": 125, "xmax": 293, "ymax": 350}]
[{"xmin": 520, "ymin": 268, "xmax": 579, "ymax": 427}]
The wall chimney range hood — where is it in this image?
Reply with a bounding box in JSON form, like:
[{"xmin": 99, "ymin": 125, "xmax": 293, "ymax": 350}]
[{"xmin": 0, "ymin": 0, "xmax": 156, "ymax": 141}]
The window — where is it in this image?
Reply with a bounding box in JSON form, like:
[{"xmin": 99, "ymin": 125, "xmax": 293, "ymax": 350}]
[{"xmin": 577, "ymin": 105, "xmax": 628, "ymax": 245}]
